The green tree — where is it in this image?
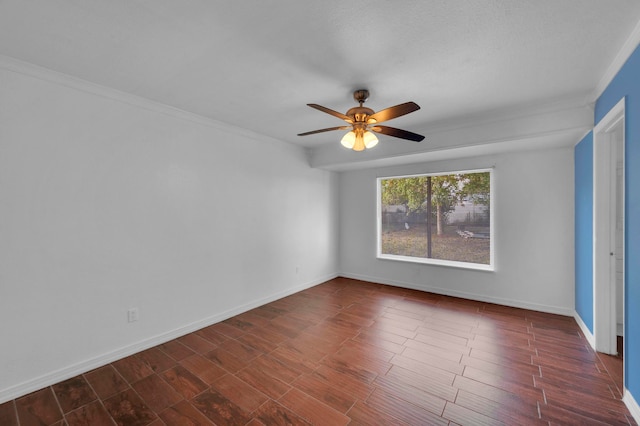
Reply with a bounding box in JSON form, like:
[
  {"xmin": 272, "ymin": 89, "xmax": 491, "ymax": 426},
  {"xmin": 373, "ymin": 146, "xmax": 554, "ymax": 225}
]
[
  {"xmin": 381, "ymin": 175, "xmax": 460, "ymax": 236},
  {"xmin": 459, "ymin": 172, "xmax": 490, "ymax": 205},
  {"xmin": 459, "ymin": 172, "xmax": 490, "ymax": 224},
  {"xmin": 430, "ymin": 175, "xmax": 459, "ymax": 235},
  {"xmin": 381, "ymin": 176, "xmax": 426, "ymax": 216}
]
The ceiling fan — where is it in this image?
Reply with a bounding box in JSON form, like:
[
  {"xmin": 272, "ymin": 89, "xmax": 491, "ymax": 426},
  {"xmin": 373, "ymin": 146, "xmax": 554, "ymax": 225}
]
[{"xmin": 298, "ymin": 89, "xmax": 425, "ymax": 151}]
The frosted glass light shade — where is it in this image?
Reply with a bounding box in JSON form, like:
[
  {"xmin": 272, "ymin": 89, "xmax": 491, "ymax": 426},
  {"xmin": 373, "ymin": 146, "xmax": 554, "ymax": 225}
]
[
  {"xmin": 340, "ymin": 131, "xmax": 356, "ymax": 149},
  {"xmin": 363, "ymin": 131, "xmax": 378, "ymax": 148},
  {"xmin": 341, "ymin": 129, "xmax": 378, "ymax": 151}
]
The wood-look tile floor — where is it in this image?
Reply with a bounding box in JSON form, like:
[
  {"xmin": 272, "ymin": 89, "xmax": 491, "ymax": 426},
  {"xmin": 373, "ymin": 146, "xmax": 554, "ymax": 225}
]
[{"xmin": 0, "ymin": 277, "xmax": 635, "ymax": 425}]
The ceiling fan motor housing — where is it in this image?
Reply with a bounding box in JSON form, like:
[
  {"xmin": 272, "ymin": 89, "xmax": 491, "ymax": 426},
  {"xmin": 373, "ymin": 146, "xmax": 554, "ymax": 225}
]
[
  {"xmin": 349, "ymin": 90, "xmax": 376, "ymax": 123},
  {"xmin": 346, "ymin": 106, "xmax": 375, "ymax": 123},
  {"xmin": 353, "ymin": 89, "xmax": 370, "ymax": 103}
]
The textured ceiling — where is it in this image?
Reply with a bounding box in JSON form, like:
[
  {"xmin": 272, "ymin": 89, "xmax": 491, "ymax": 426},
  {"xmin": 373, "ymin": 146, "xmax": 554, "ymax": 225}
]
[{"xmin": 1, "ymin": 1, "xmax": 640, "ymax": 152}]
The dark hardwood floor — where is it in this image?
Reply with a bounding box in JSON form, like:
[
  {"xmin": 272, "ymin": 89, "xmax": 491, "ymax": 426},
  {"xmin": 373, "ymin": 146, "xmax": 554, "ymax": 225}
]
[
  {"xmin": 598, "ymin": 336, "xmax": 625, "ymax": 404},
  {"xmin": 0, "ymin": 277, "xmax": 634, "ymax": 425}
]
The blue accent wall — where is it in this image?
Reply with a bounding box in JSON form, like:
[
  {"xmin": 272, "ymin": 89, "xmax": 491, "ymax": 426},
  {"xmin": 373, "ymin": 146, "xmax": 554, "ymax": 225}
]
[
  {"xmin": 575, "ymin": 131, "xmax": 593, "ymax": 332},
  {"xmin": 595, "ymin": 44, "xmax": 640, "ymax": 397}
]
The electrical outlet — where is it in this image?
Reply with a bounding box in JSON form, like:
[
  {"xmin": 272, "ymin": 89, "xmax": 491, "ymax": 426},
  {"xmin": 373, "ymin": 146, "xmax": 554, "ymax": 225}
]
[{"xmin": 127, "ymin": 307, "xmax": 139, "ymax": 323}]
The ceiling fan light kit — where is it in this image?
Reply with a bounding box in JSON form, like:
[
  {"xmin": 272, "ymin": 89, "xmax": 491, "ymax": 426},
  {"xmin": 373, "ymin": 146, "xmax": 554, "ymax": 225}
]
[
  {"xmin": 298, "ymin": 89, "xmax": 425, "ymax": 151},
  {"xmin": 340, "ymin": 128, "xmax": 379, "ymax": 151}
]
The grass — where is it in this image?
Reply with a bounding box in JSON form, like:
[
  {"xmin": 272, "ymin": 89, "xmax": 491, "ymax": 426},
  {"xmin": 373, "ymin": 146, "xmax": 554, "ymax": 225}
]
[{"xmin": 381, "ymin": 223, "xmax": 490, "ymax": 264}]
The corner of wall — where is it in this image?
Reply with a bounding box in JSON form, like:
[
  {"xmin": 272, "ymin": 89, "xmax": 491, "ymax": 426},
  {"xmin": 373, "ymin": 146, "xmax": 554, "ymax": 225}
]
[
  {"xmin": 623, "ymin": 390, "xmax": 640, "ymax": 424},
  {"xmin": 573, "ymin": 310, "xmax": 596, "ymax": 350}
]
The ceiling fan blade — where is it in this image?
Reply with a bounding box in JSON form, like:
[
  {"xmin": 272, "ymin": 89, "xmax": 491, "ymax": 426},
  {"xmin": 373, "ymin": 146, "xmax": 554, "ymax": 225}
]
[
  {"xmin": 307, "ymin": 104, "xmax": 353, "ymax": 123},
  {"xmin": 368, "ymin": 102, "xmax": 420, "ymax": 124},
  {"xmin": 298, "ymin": 126, "xmax": 350, "ymax": 136},
  {"xmin": 371, "ymin": 125, "xmax": 425, "ymax": 142}
]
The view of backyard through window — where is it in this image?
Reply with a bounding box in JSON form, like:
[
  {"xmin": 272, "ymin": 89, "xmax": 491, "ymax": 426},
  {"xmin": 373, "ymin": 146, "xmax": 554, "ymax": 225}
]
[{"xmin": 378, "ymin": 170, "xmax": 492, "ymax": 267}]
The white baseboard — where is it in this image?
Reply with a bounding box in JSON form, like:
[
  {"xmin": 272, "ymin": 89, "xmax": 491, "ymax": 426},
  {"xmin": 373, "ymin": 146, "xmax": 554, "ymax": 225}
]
[
  {"xmin": 0, "ymin": 273, "xmax": 337, "ymax": 404},
  {"xmin": 574, "ymin": 311, "xmax": 596, "ymax": 350},
  {"xmin": 340, "ymin": 272, "xmax": 575, "ymax": 316},
  {"xmin": 624, "ymin": 390, "xmax": 640, "ymax": 424}
]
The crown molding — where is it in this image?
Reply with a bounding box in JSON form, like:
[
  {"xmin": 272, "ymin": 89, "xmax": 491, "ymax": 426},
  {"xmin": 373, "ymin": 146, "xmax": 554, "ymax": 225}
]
[
  {"xmin": 0, "ymin": 54, "xmax": 289, "ymax": 148},
  {"xmin": 590, "ymin": 17, "xmax": 640, "ymax": 103},
  {"xmin": 312, "ymin": 126, "xmax": 588, "ymax": 171},
  {"xmin": 416, "ymin": 93, "xmax": 590, "ymax": 137},
  {"xmin": 574, "ymin": 129, "xmax": 594, "ymax": 147}
]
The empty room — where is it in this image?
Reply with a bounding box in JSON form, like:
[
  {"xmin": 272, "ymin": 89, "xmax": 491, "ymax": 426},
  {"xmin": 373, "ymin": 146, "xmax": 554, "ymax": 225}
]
[{"xmin": 2, "ymin": 1, "xmax": 640, "ymax": 425}]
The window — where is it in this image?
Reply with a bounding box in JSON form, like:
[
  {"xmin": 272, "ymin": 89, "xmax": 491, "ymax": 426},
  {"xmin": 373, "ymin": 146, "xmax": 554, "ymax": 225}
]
[{"xmin": 377, "ymin": 169, "xmax": 493, "ymax": 270}]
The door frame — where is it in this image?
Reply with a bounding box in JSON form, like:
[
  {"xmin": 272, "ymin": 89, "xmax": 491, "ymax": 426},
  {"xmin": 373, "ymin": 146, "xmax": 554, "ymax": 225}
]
[{"xmin": 593, "ymin": 97, "xmax": 625, "ymax": 356}]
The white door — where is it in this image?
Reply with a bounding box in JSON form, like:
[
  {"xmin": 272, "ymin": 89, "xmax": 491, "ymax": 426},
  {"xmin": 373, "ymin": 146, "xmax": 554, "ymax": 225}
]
[{"xmin": 593, "ymin": 97, "xmax": 625, "ymax": 356}]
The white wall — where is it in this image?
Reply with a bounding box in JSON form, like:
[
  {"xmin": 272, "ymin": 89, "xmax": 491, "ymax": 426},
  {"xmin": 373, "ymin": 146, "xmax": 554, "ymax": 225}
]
[
  {"xmin": 339, "ymin": 147, "xmax": 575, "ymax": 314},
  {"xmin": 0, "ymin": 65, "xmax": 338, "ymax": 402}
]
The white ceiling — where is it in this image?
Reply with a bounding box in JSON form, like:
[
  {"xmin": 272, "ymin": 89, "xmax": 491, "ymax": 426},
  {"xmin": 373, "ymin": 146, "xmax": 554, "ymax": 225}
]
[{"xmin": 1, "ymin": 1, "xmax": 640, "ymax": 158}]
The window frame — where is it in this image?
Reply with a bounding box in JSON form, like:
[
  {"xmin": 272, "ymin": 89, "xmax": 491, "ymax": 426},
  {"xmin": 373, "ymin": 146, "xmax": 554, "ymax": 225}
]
[{"xmin": 376, "ymin": 168, "xmax": 494, "ymax": 271}]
